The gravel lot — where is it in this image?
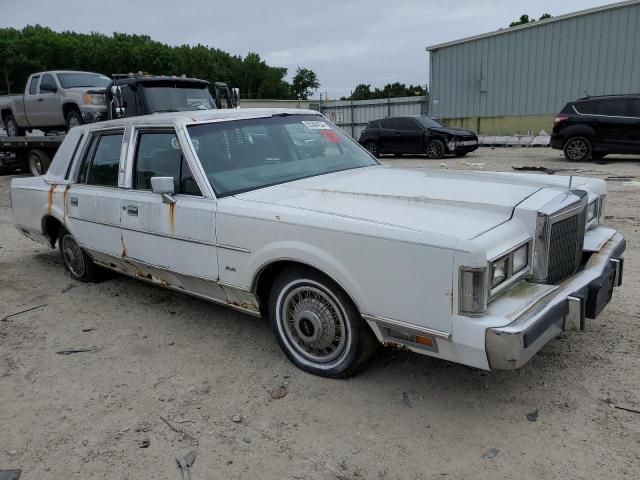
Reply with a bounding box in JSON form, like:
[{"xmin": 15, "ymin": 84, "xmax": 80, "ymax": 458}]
[{"xmin": 1, "ymin": 147, "xmax": 639, "ymax": 479}]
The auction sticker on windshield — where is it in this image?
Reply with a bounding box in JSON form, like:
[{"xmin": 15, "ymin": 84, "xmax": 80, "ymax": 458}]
[{"xmin": 302, "ymin": 120, "xmax": 332, "ymax": 130}]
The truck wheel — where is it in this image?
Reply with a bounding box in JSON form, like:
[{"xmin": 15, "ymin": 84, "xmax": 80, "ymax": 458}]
[
  {"xmin": 58, "ymin": 227, "xmax": 97, "ymax": 282},
  {"xmin": 269, "ymin": 267, "xmax": 378, "ymax": 378},
  {"xmin": 365, "ymin": 142, "xmax": 380, "ymax": 158},
  {"xmin": 425, "ymin": 139, "xmax": 445, "ymax": 159},
  {"xmin": 5, "ymin": 114, "xmax": 25, "ymax": 137},
  {"xmin": 564, "ymin": 136, "xmax": 592, "ymax": 161},
  {"xmin": 66, "ymin": 110, "xmax": 83, "ymax": 131},
  {"xmin": 28, "ymin": 149, "xmax": 51, "ymax": 176}
]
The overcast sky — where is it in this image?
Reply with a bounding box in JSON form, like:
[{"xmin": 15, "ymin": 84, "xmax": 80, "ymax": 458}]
[{"xmin": 1, "ymin": 0, "xmax": 614, "ymax": 98}]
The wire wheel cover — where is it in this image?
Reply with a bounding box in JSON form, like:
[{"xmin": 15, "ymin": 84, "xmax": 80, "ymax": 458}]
[{"xmin": 280, "ymin": 285, "xmax": 348, "ymax": 363}]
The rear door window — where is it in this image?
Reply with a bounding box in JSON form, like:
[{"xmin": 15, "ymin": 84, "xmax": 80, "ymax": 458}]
[
  {"xmin": 395, "ymin": 118, "xmax": 421, "ymax": 131},
  {"xmin": 629, "ymin": 99, "xmax": 640, "ymax": 118},
  {"xmin": 79, "ymin": 132, "xmax": 124, "ymax": 187},
  {"xmin": 380, "ymin": 118, "xmax": 397, "ymax": 129}
]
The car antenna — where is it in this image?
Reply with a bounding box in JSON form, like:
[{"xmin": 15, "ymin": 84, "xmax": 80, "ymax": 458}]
[{"xmin": 583, "ymin": 90, "xmax": 590, "ymax": 98}]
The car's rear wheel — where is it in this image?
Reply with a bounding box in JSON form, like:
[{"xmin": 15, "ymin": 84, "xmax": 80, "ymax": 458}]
[
  {"xmin": 58, "ymin": 227, "xmax": 97, "ymax": 282},
  {"xmin": 27, "ymin": 149, "xmax": 51, "ymax": 176},
  {"xmin": 5, "ymin": 114, "xmax": 25, "ymax": 137},
  {"xmin": 425, "ymin": 139, "xmax": 445, "ymax": 159},
  {"xmin": 564, "ymin": 136, "xmax": 592, "ymax": 161},
  {"xmin": 269, "ymin": 267, "xmax": 378, "ymax": 378},
  {"xmin": 365, "ymin": 141, "xmax": 380, "ymax": 158}
]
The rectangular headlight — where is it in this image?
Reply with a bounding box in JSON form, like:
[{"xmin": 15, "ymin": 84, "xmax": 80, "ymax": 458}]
[
  {"xmin": 586, "ymin": 200, "xmax": 597, "ymax": 222},
  {"xmin": 459, "ymin": 267, "xmax": 488, "ymax": 316},
  {"xmin": 598, "ymin": 195, "xmax": 606, "ymax": 223},
  {"xmin": 512, "ymin": 243, "xmax": 529, "ymax": 274},
  {"xmin": 491, "ymin": 257, "xmax": 508, "ymax": 288},
  {"xmin": 489, "ymin": 241, "xmax": 531, "ymax": 295}
]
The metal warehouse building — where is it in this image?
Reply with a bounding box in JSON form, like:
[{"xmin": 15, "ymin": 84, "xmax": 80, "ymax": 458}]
[{"xmin": 426, "ymin": 0, "xmax": 640, "ymax": 135}]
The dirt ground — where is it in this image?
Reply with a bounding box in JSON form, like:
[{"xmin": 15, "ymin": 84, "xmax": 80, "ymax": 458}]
[{"xmin": 1, "ymin": 147, "xmax": 639, "ymax": 480}]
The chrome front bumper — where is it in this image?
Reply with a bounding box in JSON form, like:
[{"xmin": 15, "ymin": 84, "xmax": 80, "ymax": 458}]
[{"xmin": 486, "ymin": 233, "xmax": 625, "ymax": 370}]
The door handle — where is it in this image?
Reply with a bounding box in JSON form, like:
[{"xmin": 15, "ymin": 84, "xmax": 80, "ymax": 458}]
[
  {"xmin": 70, "ymin": 196, "xmax": 78, "ymax": 206},
  {"xmin": 126, "ymin": 205, "xmax": 138, "ymax": 216}
]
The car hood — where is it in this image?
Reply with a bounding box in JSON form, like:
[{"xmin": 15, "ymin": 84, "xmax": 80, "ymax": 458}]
[
  {"xmin": 234, "ymin": 166, "xmax": 581, "ymax": 240},
  {"xmin": 430, "ymin": 126, "xmax": 477, "ymax": 137}
]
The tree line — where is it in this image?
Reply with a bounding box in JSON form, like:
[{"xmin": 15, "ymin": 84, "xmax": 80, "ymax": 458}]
[
  {"xmin": 340, "ymin": 82, "xmax": 426, "ymax": 101},
  {"xmin": 0, "ymin": 25, "xmax": 319, "ymax": 99}
]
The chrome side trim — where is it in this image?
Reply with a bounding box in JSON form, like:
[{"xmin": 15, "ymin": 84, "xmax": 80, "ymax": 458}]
[
  {"xmin": 67, "ymin": 215, "xmax": 218, "ymax": 247},
  {"xmin": 217, "ymin": 243, "xmax": 251, "ymax": 253},
  {"xmin": 362, "ymin": 313, "xmax": 451, "ymax": 341}
]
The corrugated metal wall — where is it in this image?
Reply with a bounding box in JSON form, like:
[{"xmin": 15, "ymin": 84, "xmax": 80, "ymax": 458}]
[
  {"xmin": 320, "ymin": 96, "xmax": 427, "ymax": 139},
  {"xmin": 240, "ymin": 99, "xmax": 312, "ymax": 109},
  {"xmin": 429, "ymin": 1, "xmax": 640, "ymax": 118}
]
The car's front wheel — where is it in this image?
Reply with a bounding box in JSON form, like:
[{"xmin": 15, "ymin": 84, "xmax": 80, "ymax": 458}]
[
  {"xmin": 269, "ymin": 267, "xmax": 377, "ymax": 378},
  {"xmin": 425, "ymin": 139, "xmax": 445, "ymax": 159},
  {"xmin": 58, "ymin": 227, "xmax": 97, "ymax": 282},
  {"xmin": 66, "ymin": 110, "xmax": 83, "ymax": 131},
  {"xmin": 364, "ymin": 141, "xmax": 380, "ymax": 158},
  {"xmin": 564, "ymin": 136, "xmax": 592, "ymax": 161}
]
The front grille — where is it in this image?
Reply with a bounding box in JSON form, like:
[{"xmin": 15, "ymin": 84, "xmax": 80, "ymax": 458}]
[{"xmin": 547, "ymin": 214, "xmax": 584, "ymax": 284}]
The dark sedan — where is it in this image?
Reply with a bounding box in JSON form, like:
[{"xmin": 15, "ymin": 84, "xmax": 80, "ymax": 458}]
[{"xmin": 358, "ymin": 115, "xmax": 478, "ymax": 159}]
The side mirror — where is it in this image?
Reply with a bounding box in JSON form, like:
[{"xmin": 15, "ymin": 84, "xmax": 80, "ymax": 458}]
[{"xmin": 151, "ymin": 176, "xmax": 176, "ymax": 204}]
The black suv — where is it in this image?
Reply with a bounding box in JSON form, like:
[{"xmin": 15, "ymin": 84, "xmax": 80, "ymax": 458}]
[
  {"xmin": 358, "ymin": 115, "xmax": 478, "ymax": 159},
  {"xmin": 551, "ymin": 95, "xmax": 640, "ymax": 161}
]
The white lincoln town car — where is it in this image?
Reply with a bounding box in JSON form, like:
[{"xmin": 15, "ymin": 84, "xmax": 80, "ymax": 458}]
[{"xmin": 10, "ymin": 109, "xmax": 625, "ymax": 377}]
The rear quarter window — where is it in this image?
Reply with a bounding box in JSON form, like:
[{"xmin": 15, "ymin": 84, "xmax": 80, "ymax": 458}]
[{"xmin": 576, "ymin": 99, "xmax": 628, "ymax": 116}]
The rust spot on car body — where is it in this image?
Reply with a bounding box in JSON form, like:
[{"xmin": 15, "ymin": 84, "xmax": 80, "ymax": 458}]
[
  {"xmin": 168, "ymin": 203, "xmax": 175, "ymax": 234},
  {"xmin": 47, "ymin": 184, "xmax": 56, "ymax": 215},
  {"xmin": 120, "ymin": 234, "xmax": 128, "ymax": 258},
  {"xmin": 382, "ymin": 341, "xmax": 411, "ymax": 351}
]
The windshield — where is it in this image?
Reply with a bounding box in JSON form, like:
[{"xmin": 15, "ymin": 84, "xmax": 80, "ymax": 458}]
[
  {"xmin": 142, "ymin": 86, "xmax": 215, "ymax": 112},
  {"xmin": 58, "ymin": 73, "xmax": 111, "ymax": 88},
  {"xmin": 187, "ymin": 115, "xmax": 378, "ymax": 196},
  {"xmin": 415, "ymin": 116, "xmax": 446, "ymax": 128}
]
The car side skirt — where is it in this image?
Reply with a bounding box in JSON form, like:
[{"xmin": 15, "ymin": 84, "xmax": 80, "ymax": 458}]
[{"xmin": 84, "ymin": 246, "xmax": 262, "ymax": 317}]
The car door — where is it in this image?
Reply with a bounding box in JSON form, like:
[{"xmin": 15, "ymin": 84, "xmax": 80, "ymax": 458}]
[
  {"xmin": 119, "ymin": 128, "xmax": 219, "ymax": 290},
  {"xmin": 624, "ymin": 98, "xmax": 640, "ymax": 151},
  {"xmin": 581, "ymin": 99, "xmax": 628, "ymax": 148},
  {"xmin": 27, "ymin": 73, "xmax": 62, "ymax": 128},
  {"xmin": 65, "ymin": 129, "xmax": 125, "ymax": 261},
  {"xmin": 393, "ymin": 118, "xmax": 424, "ymax": 154},
  {"xmin": 378, "ymin": 118, "xmax": 397, "ymax": 152}
]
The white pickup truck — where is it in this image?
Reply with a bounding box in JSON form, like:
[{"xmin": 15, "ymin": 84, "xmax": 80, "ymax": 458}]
[
  {"xmin": 10, "ymin": 109, "xmax": 626, "ymax": 377},
  {"xmin": 0, "ymin": 71, "xmax": 111, "ymax": 135}
]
